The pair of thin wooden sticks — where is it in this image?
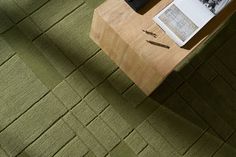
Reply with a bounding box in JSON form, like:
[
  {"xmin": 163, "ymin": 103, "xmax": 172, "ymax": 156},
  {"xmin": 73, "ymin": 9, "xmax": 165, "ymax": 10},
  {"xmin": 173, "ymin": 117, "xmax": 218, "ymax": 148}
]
[{"xmin": 142, "ymin": 30, "xmax": 170, "ymax": 49}]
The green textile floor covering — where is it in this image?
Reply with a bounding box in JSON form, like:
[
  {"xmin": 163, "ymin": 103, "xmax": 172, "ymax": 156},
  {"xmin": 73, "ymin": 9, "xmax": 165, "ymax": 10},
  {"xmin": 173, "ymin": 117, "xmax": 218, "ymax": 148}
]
[{"xmin": 0, "ymin": 0, "xmax": 236, "ymax": 156}]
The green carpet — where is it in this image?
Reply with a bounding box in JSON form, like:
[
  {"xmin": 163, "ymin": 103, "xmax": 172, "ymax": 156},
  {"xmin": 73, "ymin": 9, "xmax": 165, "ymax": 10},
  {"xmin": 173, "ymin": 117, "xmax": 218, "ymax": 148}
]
[{"xmin": 0, "ymin": 0, "xmax": 236, "ymax": 156}]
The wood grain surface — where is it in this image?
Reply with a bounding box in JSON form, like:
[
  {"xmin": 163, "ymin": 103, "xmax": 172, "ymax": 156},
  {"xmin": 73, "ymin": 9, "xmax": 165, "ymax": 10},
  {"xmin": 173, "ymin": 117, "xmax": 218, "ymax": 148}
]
[{"xmin": 90, "ymin": 0, "xmax": 235, "ymax": 95}]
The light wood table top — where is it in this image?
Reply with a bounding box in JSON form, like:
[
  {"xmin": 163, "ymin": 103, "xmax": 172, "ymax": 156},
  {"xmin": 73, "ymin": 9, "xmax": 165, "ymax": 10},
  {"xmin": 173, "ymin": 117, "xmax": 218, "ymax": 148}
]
[{"xmin": 90, "ymin": 0, "xmax": 235, "ymax": 95}]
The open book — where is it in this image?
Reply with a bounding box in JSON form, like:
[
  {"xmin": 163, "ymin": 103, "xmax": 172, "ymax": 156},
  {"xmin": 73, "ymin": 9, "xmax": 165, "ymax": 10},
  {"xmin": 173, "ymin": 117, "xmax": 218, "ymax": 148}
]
[{"xmin": 153, "ymin": 0, "xmax": 232, "ymax": 46}]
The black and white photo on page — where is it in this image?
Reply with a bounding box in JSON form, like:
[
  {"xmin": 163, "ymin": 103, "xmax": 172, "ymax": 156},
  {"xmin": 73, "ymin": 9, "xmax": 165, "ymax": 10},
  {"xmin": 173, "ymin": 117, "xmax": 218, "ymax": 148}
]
[{"xmin": 199, "ymin": 0, "xmax": 232, "ymax": 14}]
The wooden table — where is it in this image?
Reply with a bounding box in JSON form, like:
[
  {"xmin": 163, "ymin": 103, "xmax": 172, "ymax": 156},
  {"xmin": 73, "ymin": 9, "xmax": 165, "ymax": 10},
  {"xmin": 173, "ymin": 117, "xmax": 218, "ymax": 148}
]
[{"xmin": 90, "ymin": 0, "xmax": 235, "ymax": 95}]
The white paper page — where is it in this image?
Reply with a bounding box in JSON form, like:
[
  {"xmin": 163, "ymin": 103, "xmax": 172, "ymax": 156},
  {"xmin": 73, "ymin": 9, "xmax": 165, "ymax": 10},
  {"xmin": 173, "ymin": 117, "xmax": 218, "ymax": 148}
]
[
  {"xmin": 175, "ymin": 0, "xmax": 215, "ymax": 27},
  {"xmin": 153, "ymin": 0, "xmax": 232, "ymax": 46},
  {"xmin": 157, "ymin": 4, "xmax": 199, "ymax": 42}
]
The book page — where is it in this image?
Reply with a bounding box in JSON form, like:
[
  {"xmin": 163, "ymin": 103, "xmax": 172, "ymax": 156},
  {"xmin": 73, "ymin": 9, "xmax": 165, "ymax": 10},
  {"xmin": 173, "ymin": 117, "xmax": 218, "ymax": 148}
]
[
  {"xmin": 153, "ymin": 0, "xmax": 232, "ymax": 46},
  {"xmin": 158, "ymin": 4, "xmax": 199, "ymax": 42},
  {"xmin": 198, "ymin": 0, "xmax": 232, "ymax": 14}
]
